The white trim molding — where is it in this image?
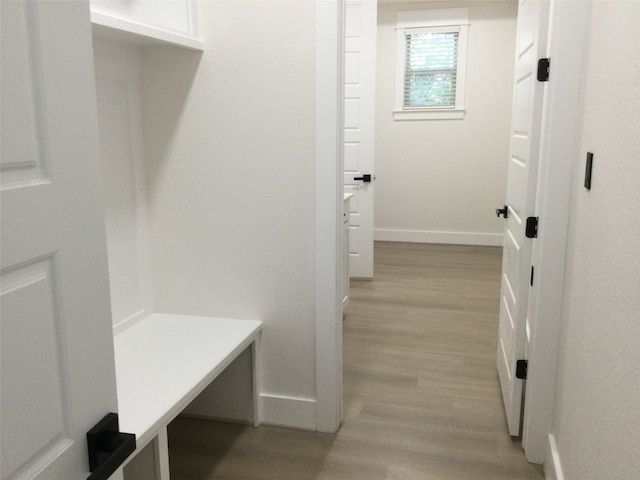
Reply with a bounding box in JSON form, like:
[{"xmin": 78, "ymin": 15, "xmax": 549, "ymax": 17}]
[
  {"xmin": 522, "ymin": 0, "xmax": 589, "ymax": 463},
  {"xmin": 375, "ymin": 228, "xmax": 503, "ymax": 246},
  {"xmin": 314, "ymin": 0, "xmax": 344, "ymax": 433},
  {"xmin": 393, "ymin": 108, "xmax": 464, "ymax": 121},
  {"xmin": 396, "ymin": 8, "xmax": 470, "ymax": 28},
  {"xmin": 545, "ymin": 434, "xmax": 565, "ymax": 480},
  {"xmin": 259, "ymin": 394, "xmax": 317, "ymax": 431}
]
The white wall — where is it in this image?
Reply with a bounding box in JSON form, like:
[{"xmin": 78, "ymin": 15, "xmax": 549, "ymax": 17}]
[
  {"xmin": 139, "ymin": 1, "xmax": 319, "ymax": 429},
  {"xmin": 547, "ymin": 2, "xmax": 640, "ymax": 478},
  {"xmin": 375, "ymin": 1, "xmax": 517, "ymax": 246}
]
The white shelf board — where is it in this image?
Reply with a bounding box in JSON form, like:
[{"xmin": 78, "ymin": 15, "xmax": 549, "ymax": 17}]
[
  {"xmin": 114, "ymin": 313, "xmax": 261, "ymax": 449},
  {"xmin": 91, "ymin": 11, "xmax": 204, "ymax": 51}
]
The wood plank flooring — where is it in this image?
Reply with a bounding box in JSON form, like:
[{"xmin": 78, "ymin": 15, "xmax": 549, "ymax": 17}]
[{"xmin": 168, "ymin": 242, "xmax": 544, "ymax": 479}]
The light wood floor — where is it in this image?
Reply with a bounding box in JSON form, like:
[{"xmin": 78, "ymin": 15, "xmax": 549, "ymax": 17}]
[{"xmin": 168, "ymin": 242, "xmax": 544, "ymax": 479}]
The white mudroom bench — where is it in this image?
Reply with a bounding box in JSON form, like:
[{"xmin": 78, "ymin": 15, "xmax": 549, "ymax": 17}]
[{"xmin": 112, "ymin": 313, "xmax": 262, "ymax": 479}]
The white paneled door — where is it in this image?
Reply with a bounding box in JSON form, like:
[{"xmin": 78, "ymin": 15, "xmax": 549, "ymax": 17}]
[
  {"xmin": 344, "ymin": 0, "xmax": 377, "ymax": 279},
  {"xmin": 496, "ymin": 0, "xmax": 549, "ymax": 437},
  {"xmin": 0, "ymin": 1, "xmax": 119, "ymax": 479}
]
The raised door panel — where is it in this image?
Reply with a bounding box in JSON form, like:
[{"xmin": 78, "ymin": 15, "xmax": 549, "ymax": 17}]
[
  {"xmin": 343, "ymin": 0, "xmax": 376, "ymax": 279},
  {"xmin": 1, "ymin": 2, "xmax": 119, "ymax": 478},
  {"xmin": 1, "ymin": 260, "xmax": 71, "ymax": 478}
]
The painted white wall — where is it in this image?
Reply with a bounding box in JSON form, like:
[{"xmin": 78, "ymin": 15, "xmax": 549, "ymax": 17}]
[
  {"xmin": 375, "ymin": 1, "xmax": 517, "ymax": 246},
  {"xmin": 547, "ymin": 2, "xmax": 640, "ymax": 478},
  {"xmin": 139, "ymin": 1, "xmax": 319, "ymax": 429}
]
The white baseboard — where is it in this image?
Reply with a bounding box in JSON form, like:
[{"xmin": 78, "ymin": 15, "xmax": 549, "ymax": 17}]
[
  {"xmin": 112, "ymin": 310, "xmax": 149, "ymax": 335},
  {"xmin": 374, "ymin": 228, "xmax": 503, "ymax": 247},
  {"xmin": 259, "ymin": 394, "xmax": 317, "ymax": 430},
  {"xmin": 545, "ymin": 434, "xmax": 565, "ymax": 480}
]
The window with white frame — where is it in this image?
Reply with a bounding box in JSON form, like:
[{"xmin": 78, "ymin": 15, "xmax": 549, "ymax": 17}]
[{"xmin": 394, "ymin": 8, "xmax": 469, "ymax": 120}]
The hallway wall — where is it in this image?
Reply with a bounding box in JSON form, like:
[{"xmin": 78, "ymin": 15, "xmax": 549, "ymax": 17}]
[
  {"xmin": 549, "ymin": 2, "xmax": 640, "ymax": 478},
  {"xmin": 139, "ymin": 1, "xmax": 319, "ymax": 429},
  {"xmin": 374, "ymin": 1, "xmax": 517, "ymax": 246}
]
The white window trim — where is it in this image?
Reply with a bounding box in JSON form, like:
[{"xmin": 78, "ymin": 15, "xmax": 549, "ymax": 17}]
[{"xmin": 394, "ymin": 8, "xmax": 470, "ymax": 121}]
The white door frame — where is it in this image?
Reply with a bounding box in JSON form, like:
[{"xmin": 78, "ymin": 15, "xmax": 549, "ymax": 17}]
[
  {"xmin": 523, "ymin": 0, "xmax": 589, "ymax": 463},
  {"xmin": 313, "ymin": 0, "xmax": 591, "ymax": 448},
  {"xmin": 315, "ymin": 0, "xmax": 345, "ymax": 433}
]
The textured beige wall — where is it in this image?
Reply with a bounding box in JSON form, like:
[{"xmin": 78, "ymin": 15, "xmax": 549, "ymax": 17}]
[
  {"xmin": 375, "ymin": 1, "xmax": 517, "ymax": 244},
  {"xmin": 551, "ymin": 2, "xmax": 640, "ymax": 478}
]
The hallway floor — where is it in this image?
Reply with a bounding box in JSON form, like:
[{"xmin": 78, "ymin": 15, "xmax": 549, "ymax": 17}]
[{"xmin": 167, "ymin": 242, "xmax": 544, "ymax": 479}]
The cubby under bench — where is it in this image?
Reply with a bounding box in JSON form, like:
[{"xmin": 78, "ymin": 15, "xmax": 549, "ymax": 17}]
[{"xmin": 113, "ymin": 313, "xmax": 262, "ymax": 479}]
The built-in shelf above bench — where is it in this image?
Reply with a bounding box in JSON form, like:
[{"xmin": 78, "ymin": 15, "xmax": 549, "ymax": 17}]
[{"xmin": 90, "ymin": 10, "xmax": 204, "ymax": 51}]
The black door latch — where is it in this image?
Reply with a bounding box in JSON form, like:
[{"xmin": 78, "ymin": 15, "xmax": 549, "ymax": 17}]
[
  {"xmin": 87, "ymin": 413, "xmax": 136, "ymax": 480},
  {"xmin": 354, "ymin": 174, "xmax": 372, "ymax": 183}
]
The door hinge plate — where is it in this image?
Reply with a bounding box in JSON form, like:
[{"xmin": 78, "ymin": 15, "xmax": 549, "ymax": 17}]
[
  {"xmin": 516, "ymin": 359, "xmax": 528, "ymax": 379},
  {"xmin": 537, "ymin": 58, "xmax": 550, "ymax": 82},
  {"xmin": 525, "ymin": 216, "xmax": 539, "ymax": 238}
]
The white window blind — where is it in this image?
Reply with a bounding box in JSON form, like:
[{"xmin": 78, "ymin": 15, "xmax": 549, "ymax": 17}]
[
  {"xmin": 404, "ymin": 30, "xmax": 459, "ymax": 108},
  {"xmin": 394, "ymin": 8, "xmax": 469, "ymax": 120}
]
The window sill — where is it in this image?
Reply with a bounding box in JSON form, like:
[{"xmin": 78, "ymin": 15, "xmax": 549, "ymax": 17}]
[{"xmin": 393, "ymin": 109, "xmax": 465, "ymax": 121}]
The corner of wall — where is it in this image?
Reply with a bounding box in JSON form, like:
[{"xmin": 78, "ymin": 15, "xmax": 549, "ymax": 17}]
[{"xmin": 544, "ymin": 433, "xmax": 565, "ymax": 480}]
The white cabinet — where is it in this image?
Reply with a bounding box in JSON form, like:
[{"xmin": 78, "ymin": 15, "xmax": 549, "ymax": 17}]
[
  {"xmin": 90, "ymin": 0, "xmax": 203, "ymax": 50},
  {"xmin": 343, "ymin": 194, "xmax": 354, "ymax": 308}
]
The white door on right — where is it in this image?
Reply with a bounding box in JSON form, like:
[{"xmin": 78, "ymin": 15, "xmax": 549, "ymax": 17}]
[
  {"xmin": 496, "ymin": 0, "xmax": 549, "ymax": 437},
  {"xmin": 344, "ymin": 0, "xmax": 376, "ymax": 279}
]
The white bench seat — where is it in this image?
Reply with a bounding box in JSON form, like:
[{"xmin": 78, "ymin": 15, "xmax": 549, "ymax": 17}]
[{"xmin": 113, "ymin": 313, "xmax": 262, "ymax": 478}]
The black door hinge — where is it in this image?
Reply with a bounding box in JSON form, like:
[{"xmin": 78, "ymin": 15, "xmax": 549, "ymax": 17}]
[
  {"xmin": 525, "ymin": 216, "xmax": 539, "ymax": 238},
  {"xmin": 537, "ymin": 58, "xmax": 550, "ymax": 82},
  {"xmin": 516, "ymin": 359, "xmax": 528, "ymax": 380}
]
